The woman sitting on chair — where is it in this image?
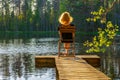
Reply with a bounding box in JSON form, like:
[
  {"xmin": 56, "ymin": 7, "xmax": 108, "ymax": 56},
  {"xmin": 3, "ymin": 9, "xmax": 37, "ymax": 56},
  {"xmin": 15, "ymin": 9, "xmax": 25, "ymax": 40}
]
[{"xmin": 58, "ymin": 11, "xmax": 75, "ymax": 56}]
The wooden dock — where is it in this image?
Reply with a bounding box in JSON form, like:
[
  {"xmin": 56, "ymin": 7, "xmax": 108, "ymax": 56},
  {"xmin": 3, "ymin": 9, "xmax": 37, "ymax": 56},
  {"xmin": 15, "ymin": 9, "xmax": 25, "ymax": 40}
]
[{"xmin": 35, "ymin": 55, "xmax": 111, "ymax": 80}]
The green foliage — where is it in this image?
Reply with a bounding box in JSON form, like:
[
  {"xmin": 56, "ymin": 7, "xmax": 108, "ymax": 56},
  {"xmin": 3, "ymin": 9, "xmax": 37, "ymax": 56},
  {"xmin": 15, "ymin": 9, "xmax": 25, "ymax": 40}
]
[
  {"xmin": 86, "ymin": 6, "xmax": 106, "ymax": 23},
  {"xmin": 83, "ymin": 6, "xmax": 119, "ymax": 53},
  {"xmin": 0, "ymin": 0, "xmax": 119, "ymax": 34},
  {"xmin": 59, "ymin": 0, "xmax": 69, "ymax": 13}
]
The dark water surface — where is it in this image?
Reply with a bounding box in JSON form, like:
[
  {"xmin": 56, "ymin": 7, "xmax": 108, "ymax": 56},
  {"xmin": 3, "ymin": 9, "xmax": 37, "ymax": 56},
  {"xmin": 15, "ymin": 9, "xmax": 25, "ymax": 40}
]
[
  {"xmin": 0, "ymin": 38, "xmax": 120, "ymax": 80},
  {"xmin": 100, "ymin": 44, "xmax": 120, "ymax": 80}
]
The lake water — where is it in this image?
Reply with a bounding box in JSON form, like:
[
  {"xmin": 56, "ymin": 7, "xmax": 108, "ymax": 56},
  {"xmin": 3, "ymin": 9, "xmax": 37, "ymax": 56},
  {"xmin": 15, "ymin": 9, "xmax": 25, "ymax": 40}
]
[
  {"xmin": 0, "ymin": 38, "xmax": 58, "ymax": 80},
  {"xmin": 0, "ymin": 53, "xmax": 56, "ymax": 80},
  {"xmin": 0, "ymin": 38, "xmax": 120, "ymax": 80}
]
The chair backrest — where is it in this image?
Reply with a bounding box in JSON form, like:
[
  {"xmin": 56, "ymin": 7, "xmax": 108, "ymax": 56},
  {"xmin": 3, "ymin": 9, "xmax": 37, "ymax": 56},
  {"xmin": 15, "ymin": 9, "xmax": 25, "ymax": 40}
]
[{"xmin": 58, "ymin": 25, "xmax": 75, "ymax": 43}]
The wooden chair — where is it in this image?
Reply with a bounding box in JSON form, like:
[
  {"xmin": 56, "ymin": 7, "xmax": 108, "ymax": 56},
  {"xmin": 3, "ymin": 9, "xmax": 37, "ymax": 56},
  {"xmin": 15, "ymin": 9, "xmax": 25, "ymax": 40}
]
[{"xmin": 58, "ymin": 25, "xmax": 76, "ymax": 57}]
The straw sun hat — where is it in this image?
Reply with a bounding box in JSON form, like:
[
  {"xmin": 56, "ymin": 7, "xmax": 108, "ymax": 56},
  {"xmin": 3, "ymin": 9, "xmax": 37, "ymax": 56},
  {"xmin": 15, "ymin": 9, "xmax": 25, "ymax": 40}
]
[{"xmin": 59, "ymin": 12, "xmax": 73, "ymax": 25}]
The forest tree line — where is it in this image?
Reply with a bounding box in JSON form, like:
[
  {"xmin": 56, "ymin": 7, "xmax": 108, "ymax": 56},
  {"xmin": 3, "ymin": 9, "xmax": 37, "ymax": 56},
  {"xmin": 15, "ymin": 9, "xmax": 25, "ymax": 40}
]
[{"xmin": 0, "ymin": 0, "xmax": 120, "ymax": 33}]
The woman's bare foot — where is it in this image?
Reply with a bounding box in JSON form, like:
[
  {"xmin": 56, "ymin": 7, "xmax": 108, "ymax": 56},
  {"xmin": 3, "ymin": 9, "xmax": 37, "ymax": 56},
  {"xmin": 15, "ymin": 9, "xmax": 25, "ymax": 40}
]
[
  {"xmin": 64, "ymin": 54, "xmax": 66, "ymax": 56},
  {"xmin": 62, "ymin": 52, "xmax": 67, "ymax": 56}
]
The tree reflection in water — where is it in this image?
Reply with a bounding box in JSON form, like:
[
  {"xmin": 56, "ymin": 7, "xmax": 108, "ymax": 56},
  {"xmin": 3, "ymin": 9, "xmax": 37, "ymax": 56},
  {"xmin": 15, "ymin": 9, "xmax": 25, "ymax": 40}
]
[
  {"xmin": 0, "ymin": 55, "xmax": 10, "ymax": 78},
  {"xmin": 100, "ymin": 45, "xmax": 120, "ymax": 80},
  {"xmin": 0, "ymin": 53, "xmax": 56, "ymax": 80},
  {"xmin": 0, "ymin": 38, "xmax": 120, "ymax": 80}
]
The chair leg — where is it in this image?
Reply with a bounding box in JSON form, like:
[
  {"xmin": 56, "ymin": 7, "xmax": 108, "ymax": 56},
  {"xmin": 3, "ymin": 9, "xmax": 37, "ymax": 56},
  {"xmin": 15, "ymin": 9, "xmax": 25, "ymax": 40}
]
[
  {"xmin": 72, "ymin": 42, "xmax": 75, "ymax": 57},
  {"xmin": 58, "ymin": 40, "xmax": 61, "ymax": 57}
]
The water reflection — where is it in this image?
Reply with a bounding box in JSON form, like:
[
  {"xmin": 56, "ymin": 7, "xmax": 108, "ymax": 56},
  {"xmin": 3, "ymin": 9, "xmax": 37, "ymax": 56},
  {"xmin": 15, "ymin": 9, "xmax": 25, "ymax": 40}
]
[
  {"xmin": 35, "ymin": 68, "xmax": 56, "ymax": 80},
  {"xmin": 0, "ymin": 54, "xmax": 10, "ymax": 79},
  {"xmin": 100, "ymin": 45, "xmax": 120, "ymax": 80},
  {"xmin": 101, "ymin": 56, "xmax": 120, "ymax": 80},
  {"xmin": 0, "ymin": 38, "xmax": 120, "ymax": 80},
  {"xmin": 0, "ymin": 54, "xmax": 56, "ymax": 80},
  {"xmin": 0, "ymin": 38, "xmax": 59, "ymax": 54},
  {"xmin": 0, "ymin": 38, "xmax": 81, "ymax": 54}
]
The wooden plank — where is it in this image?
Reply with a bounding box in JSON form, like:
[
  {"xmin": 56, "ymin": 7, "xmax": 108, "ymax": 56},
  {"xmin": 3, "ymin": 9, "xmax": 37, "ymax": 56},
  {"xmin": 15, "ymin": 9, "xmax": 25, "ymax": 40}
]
[
  {"xmin": 35, "ymin": 56, "xmax": 55, "ymax": 67},
  {"xmin": 77, "ymin": 55, "xmax": 100, "ymax": 67},
  {"xmin": 55, "ymin": 56, "xmax": 111, "ymax": 80},
  {"xmin": 35, "ymin": 55, "xmax": 111, "ymax": 80}
]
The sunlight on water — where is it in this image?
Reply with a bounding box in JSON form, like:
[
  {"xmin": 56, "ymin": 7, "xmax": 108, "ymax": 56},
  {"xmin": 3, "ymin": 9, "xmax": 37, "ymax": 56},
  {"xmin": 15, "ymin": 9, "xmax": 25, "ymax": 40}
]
[
  {"xmin": 0, "ymin": 68, "xmax": 56, "ymax": 80},
  {"xmin": 0, "ymin": 38, "xmax": 59, "ymax": 54},
  {"xmin": 0, "ymin": 38, "xmax": 80, "ymax": 55}
]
